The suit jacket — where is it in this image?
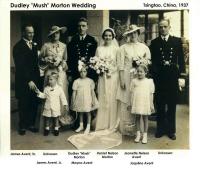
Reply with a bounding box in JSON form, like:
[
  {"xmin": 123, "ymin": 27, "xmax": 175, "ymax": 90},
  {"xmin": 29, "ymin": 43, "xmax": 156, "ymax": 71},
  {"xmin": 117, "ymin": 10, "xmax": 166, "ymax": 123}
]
[
  {"xmin": 13, "ymin": 39, "xmax": 40, "ymax": 98},
  {"xmin": 150, "ymin": 35, "xmax": 185, "ymax": 93},
  {"xmin": 67, "ymin": 34, "xmax": 97, "ymax": 81},
  {"xmin": 38, "ymin": 84, "xmax": 67, "ymax": 116}
]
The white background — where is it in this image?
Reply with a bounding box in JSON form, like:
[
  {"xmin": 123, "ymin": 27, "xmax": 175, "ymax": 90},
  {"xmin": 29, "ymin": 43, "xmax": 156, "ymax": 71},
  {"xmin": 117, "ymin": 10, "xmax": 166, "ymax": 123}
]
[{"xmin": 0, "ymin": 0, "xmax": 199, "ymax": 169}]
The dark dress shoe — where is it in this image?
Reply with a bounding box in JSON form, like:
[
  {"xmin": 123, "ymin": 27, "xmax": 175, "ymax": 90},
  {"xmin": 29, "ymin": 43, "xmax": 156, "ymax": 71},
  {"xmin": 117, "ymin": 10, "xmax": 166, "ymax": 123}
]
[
  {"xmin": 168, "ymin": 134, "xmax": 176, "ymax": 140},
  {"xmin": 28, "ymin": 127, "xmax": 39, "ymax": 133},
  {"xmin": 54, "ymin": 130, "xmax": 59, "ymax": 136},
  {"xmin": 18, "ymin": 129, "xmax": 26, "ymax": 135},
  {"xmin": 155, "ymin": 132, "xmax": 164, "ymax": 138},
  {"xmin": 43, "ymin": 129, "xmax": 50, "ymax": 136}
]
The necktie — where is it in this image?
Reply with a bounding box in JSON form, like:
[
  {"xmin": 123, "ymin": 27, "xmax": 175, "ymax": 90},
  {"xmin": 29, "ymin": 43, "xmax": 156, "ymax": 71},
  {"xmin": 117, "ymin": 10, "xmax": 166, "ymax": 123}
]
[{"xmin": 28, "ymin": 41, "xmax": 32, "ymax": 50}]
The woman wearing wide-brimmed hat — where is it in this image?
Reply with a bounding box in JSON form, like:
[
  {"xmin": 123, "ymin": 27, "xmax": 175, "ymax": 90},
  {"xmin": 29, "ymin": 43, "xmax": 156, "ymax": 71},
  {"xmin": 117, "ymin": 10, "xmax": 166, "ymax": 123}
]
[
  {"xmin": 39, "ymin": 25, "xmax": 69, "ymax": 127},
  {"xmin": 116, "ymin": 24, "xmax": 151, "ymax": 136}
]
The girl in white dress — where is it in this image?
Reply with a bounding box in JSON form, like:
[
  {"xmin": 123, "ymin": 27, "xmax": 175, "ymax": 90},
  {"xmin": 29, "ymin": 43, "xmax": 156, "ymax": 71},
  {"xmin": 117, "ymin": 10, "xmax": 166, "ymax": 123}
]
[
  {"xmin": 71, "ymin": 66, "xmax": 98, "ymax": 134},
  {"xmin": 130, "ymin": 65, "xmax": 155, "ymax": 144}
]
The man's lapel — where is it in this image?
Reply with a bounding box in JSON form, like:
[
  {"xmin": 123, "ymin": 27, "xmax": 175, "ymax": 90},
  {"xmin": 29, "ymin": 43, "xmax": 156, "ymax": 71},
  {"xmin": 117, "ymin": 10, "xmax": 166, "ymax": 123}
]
[
  {"xmin": 167, "ymin": 35, "xmax": 173, "ymax": 45},
  {"xmin": 84, "ymin": 34, "xmax": 89, "ymax": 42},
  {"xmin": 21, "ymin": 39, "xmax": 32, "ymax": 51}
]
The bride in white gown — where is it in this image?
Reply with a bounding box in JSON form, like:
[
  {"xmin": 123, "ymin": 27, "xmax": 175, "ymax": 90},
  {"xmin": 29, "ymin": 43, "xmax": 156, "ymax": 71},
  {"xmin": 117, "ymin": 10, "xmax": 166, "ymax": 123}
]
[{"xmin": 95, "ymin": 28, "xmax": 120, "ymax": 131}]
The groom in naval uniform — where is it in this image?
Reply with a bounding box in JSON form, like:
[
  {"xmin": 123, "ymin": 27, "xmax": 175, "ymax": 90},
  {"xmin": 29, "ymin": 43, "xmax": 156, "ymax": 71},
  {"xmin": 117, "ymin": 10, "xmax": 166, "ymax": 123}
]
[
  {"xmin": 67, "ymin": 17, "xmax": 98, "ymax": 129},
  {"xmin": 150, "ymin": 19, "xmax": 185, "ymax": 140},
  {"xmin": 67, "ymin": 17, "xmax": 98, "ymax": 84}
]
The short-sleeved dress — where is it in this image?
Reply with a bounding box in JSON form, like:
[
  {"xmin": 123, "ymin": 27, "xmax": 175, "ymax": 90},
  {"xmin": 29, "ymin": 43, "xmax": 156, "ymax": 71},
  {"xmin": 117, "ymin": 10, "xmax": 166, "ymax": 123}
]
[
  {"xmin": 130, "ymin": 78, "xmax": 155, "ymax": 115},
  {"xmin": 71, "ymin": 77, "xmax": 99, "ymax": 112}
]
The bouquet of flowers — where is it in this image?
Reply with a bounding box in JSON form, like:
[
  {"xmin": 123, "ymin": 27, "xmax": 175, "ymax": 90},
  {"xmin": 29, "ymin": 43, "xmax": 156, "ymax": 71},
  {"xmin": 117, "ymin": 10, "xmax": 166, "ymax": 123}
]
[
  {"xmin": 39, "ymin": 53, "xmax": 62, "ymax": 72},
  {"xmin": 38, "ymin": 54, "xmax": 62, "ymax": 77},
  {"xmin": 45, "ymin": 55, "xmax": 62, "ymax": 67},
  {"xmin": 130, "ymin": 55, "xmax": 151, "ymax": 75},
  {"xmin": 132, "ymin": 56, "xmax": 151, "ymax": 68},
  {"xmin": 89, "ymin": 56, "xmax": 112, "ymax": 76}
]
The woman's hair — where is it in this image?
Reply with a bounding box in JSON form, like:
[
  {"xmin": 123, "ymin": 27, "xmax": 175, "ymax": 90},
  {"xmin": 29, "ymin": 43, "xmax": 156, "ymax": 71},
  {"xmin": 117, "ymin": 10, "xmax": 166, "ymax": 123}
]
[
  {"xmin": 137, "ymin": 64, "xmax": 148, "ymax": 73},
  {"xmin": 48, "ymin": 72, "xmax": 59, "ymax": 80},
  {"xmin": 102, "ymin": 28, "xmax": 115, "ymax": 40}
]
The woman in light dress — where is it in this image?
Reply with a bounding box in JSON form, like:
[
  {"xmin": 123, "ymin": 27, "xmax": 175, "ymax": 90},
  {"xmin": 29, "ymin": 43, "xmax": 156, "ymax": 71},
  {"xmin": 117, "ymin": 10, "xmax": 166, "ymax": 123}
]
[
  {"xmin": 39, "ymin": 25, "xmax": 69, "ymax": 126},
  {"xmin": 95, "ymin": 28, "xmax": 120, "ymax": 131},
  {"xmin": 116, "ymin": 25, "xmax": 151, "ymax": 135}
]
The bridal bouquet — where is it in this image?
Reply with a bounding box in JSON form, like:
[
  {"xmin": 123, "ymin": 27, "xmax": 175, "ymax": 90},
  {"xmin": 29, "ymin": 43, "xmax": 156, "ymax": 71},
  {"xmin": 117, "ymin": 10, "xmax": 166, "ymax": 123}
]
[{"xmin": 89, "ymin": 56, "xmax": 112, "ymax": 76}]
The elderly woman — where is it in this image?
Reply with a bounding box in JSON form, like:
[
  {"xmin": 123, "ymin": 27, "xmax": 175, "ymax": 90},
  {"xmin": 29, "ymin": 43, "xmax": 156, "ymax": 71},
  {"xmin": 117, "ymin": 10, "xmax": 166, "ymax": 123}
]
[
  {"xmin": 39, "ymin": 25, "xmax": 69, "ymax": 126},
  {"xmin": 116, "ymin": 25, "xmax": 151, "ymax": 135}
]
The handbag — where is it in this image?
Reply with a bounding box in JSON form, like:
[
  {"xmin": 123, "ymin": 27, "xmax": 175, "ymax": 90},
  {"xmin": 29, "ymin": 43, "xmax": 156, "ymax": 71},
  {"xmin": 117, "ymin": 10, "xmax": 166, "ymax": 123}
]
[{"xmin": 59, "ymin": 111, "xmax": 78, "ymax": 127}]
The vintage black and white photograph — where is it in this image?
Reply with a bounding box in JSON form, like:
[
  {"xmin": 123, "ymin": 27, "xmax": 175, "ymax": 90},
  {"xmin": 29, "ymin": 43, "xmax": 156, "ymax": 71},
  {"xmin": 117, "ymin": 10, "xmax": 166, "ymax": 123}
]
[{"xmin": 10, "ymin": 10, "xmax": 189, "ymax": 150}]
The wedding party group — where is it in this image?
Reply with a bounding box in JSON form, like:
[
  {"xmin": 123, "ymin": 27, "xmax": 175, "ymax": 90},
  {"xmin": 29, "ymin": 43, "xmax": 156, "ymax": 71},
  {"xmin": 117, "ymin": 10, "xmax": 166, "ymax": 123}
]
[{"xmin": 12, "ymin": 17, "xmax": 185, "ymax": 146}]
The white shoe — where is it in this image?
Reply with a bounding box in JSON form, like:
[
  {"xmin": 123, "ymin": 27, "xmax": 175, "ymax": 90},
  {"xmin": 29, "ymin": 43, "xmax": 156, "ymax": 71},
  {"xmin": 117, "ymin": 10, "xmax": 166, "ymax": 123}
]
[
  {"xmin": 134, "ymin": 131, "xmax": 141, "ymax": 143},
  {"xmin": 142, "ymin": 133, "xmax": 148, "ymax": 144},
  {"xmin": 84, "ymin": 125, "xmax": 90, "ymax": 134},
  {"xmin": 75, "ymin": 126, "xmax": 84, "ymax": 133}
]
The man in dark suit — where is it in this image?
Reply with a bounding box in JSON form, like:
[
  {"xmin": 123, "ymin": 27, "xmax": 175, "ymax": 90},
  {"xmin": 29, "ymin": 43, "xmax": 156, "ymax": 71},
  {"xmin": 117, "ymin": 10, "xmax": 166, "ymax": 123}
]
[
  {"xmin": 150, "ymin": 19, "xmax": 185, "ymax": 140},
  {"xmin": 67, "ymin": 17, "xmax": 98, "ymax": 84},
  {"xmin": 13, "ymin": 24, "xmax": 40, "ymax": 135}
]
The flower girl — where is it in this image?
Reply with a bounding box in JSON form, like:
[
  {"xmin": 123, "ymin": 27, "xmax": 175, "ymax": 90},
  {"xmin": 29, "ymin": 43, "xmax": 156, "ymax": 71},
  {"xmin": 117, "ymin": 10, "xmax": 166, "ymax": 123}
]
[
  {"xmin": 130, "ymin": 64, "xmax": 155, "ymax": 144},
  {"xmin": 71, "ymin": 62, "xmax": 99, "ymax": 134}
]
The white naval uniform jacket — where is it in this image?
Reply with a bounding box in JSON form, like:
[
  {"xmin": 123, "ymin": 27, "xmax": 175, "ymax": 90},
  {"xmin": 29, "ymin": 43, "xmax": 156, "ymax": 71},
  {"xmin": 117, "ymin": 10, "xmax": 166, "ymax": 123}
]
[{"xmin": 38, "ymin": 84, "xmax": 68, "ymax": 117}]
